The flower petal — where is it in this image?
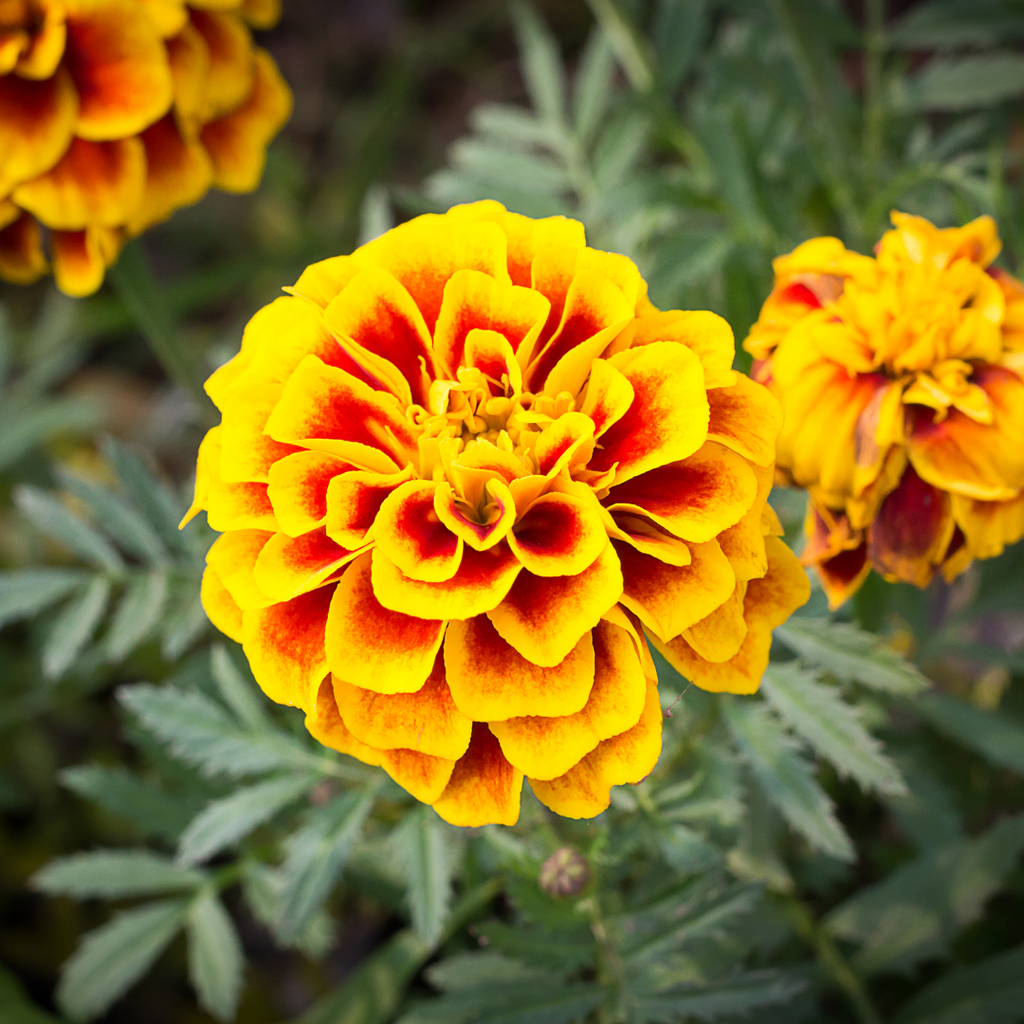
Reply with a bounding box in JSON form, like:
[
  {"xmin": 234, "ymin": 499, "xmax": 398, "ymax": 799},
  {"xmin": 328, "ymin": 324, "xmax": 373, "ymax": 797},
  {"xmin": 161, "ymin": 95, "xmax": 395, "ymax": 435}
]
[
  {"xmin": 374, "ymin": 479, "xmax": 463, "ymax": 583},
  {"xmin": 371, "ymin": 543, "xmax": 522, "ymax": 620},
  {"xmin": 908, "ymin": 365, "xmax": 1024, "ymax": 501},
  {"xmin": 200, "ymin": 48, "xmax": 291, "ymax": 192},
  {"xmin": 0, "ymin": 212, "xmax": 48, "ymax": 286},
  {"xmin": 706, "ymin": 375, "xmax": 782, "ymax": 466},
  {"xmin": 507, "ymin": 492, "xmax": 608, "ymax": 577},
  {"xmin": 951, "ymin": 490, "xmax": 1024, "ymax": 560},
  {"xmin": 49, "ymin": 226, "xmax": 119, "ymax": 296},
  {"xmin": 242, "ymin": 585, "xmax": 333, "ymax": 709},
  {"xmin": 431, "ymin": 724, "xmax": 523, "ymax": 827},
  {"xmin": 333, "ymin": 655, "xmax": 472, "ymax": 760},
  {"xmin": 432, "ymin": 268, "xmax": 550, "ymax": 375},
  {"xmin": 679, "ymin": 579, "xmax": 748, "ymax": 662},
  {"xmin": 13, "ymin": 136, "xmax": 146, "ymax": 230},
  {"xmin": 200, "ymin": 563, "xmax": 243, "ymax": 642},
  {"xmin": 616, "ymin": 538, "xmax": 734, "ymax": 642},
  {"xmin": 529, "ymin": 679, "xmax": 662, "ymax": 819},
  {"xmin": 65, "ymin": 0, "xmax": 173, "ymax": 140},
  {"xmin": 325, "ymin": 552, "xmax": 445, "ymax": 695},
  {"xmin": 323, "ymin": 267, "xmax": 437, "ymax": 406},
  {"xmin": 0, "ymin": 69, "xmax": 78, "ymax": 194},
  {"xmin": 577, "ymin": 358, "xmax": 634, "ymax": 438},
  {"xmin": 206, "ymin": 528, "xmax": 275, "ymax": 610},
  {"xmin": 263, "ymin": 354, "xmax": 413, "ymax": 473},
  {"xmin": 207, "ymin": 477, "xmax": 276, "ymax": 532},
  {"xmin": 304, "ymin": 677, "xmax": 385, "ymax": 766},
  {"xmin": 606, "ymin": 441, "xmax": 757, "ymax": 545},
  {"xmin": 189, "ymin": 9, "xmax": 253, "ymax": 122},
  {"xmin": 717, "ymin": 460, "xmax": 773, "ymax": 582},
  {"xmin": 253, "ymin": 528, "xmax": 362, "ymax": 602},
  {"xmin": 267, "ymin": 450, "xmax": 353, "ymax": 537},
  {"xmin": 355, "ymin": 216, "xmax": 511, "ymax": 333},
  {"xmin": 490, "ymin": 619, "xmax": 647, "ymax": 780},
  {"xmin": 325, "ymin": 466, "xmax": 412, "ymax": 548},
  {"xmin": 587, "ymin": 342, "xmax": 709, "ymax": 485},
  {"xmin": 487, "ymin": 543, "xmax": 623, "ymax": 667},
  {"xmin": 444, "ymin": 613, "xmax": 595, "ymax": 721},
  {"xmin": 379, "ymin": 748, "xmax": 456, "ymax": 805}
]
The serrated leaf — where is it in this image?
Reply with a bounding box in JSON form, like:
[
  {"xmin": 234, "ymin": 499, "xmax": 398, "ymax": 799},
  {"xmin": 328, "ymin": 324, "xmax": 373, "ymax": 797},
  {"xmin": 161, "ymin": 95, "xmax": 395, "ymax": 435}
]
[
  {"xmin": 470, "ymin": 104, "xmax": 562, "ymax": 149},
  {"xmin": 425, "ymin": 952, "xmax": 550, "ymax": 992},
  {"xmin": 278, "ymin": 790, "xmax": 375, "ymax": 940},
  {"xmin": 723, "ymin": 698, "xmax": 854, "ymax": 861},
  {"xmin": 186, "ymin": 890, "xmax": 244, "ymax": 1022},
  {"xmin": 34, "ymin": 851, "xmax": 205, "ymax": 898},
  {"xmin": 56, "ymin": 899, "xmax": 187, "ymax": 1021},
  {"xmin": 118, "ymin": 683, "xmax": 325, "ymax": 779},
  {"xmin": 775, "ymin": 618, "xmax": 927, "ymax": 695},
  {"xmin": 916, "ymin": 692, "xmax": 1024, "ymax": 776},
  {"xmin": 892, "ymin": 941, "xmax": 1024, "ymax": 1024},
  {"xmin": 103, "ymin": 571, "xmax": 168, "ymax": 662},
  {"xmin": 585, "ymin": 0, "xmax": 655, "ymax": 93},
  {"xmin": 761, "ymin": 663, "xmax": 906, "ymax": 795},
  {"xmin": 60, "ymin": 765, "xmax": 201, "ymax": 842},
  {"xmin": 0, "ymin": 569, "xmax": 90, "ymax": 629},
  {"xmin": 573, "ymin": 29, "xmax": 615, "ymax": 145},
  {"xmin": 827, "ymin": 813, "xmax": 1024, "ymax": 974},
  {"xmin": 210, "ymin": 644, "xmax": 269, "ymax": 730},
  {"xmin": 0, "ymin": 397, "xmax": 101, "ymax": 473},
  {"xmin": 392, "ymin": 806, "xmax": 455, "ymax": 945},
  {"xmin": 400, "ymin": 982, "xmax": 604, "ymax": 1024},
  {"xmin": 15, "ymin": 486, "xmax": 124, "ymax": 574},
  {"xmin": 240, "ymin": 862, "xmax": 334, "ymax": 957},
  {"xmin": 901, "ymin": 53, "xmax": 1024, "ymax": 111},
  {"xmin": 512, "ymin": 3, "xmax": 567, "ymax": 125},
  {"xmin": 159, "ymin": 585, "xmax": 209, "ymax": 661},
  {"xmin": 58, "ymin": 470, "xmax": 167, "ymax": 566},
  {"xmin": 632, "ymin": 970, "xmax": 807, "ymax": 1022},
  {"xmin": 42, "ymin": 577, "xmax": 111, "ymax": 680},
  {"xmin": 177, "ymin": 773, "xmax": 316, "ymax": 866}
]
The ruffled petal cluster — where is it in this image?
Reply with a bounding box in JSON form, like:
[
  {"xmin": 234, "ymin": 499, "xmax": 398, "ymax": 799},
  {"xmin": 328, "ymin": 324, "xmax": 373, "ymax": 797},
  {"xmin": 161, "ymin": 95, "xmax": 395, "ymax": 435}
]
[
  {"xmin": 745, "ymin": 212, "xmax": 1024, "ymax": 607},
  {"xmin": 186, "ymin": 201, "xmax": 809, "ymax": 826},
  {"xmin": 0, "ymin": 0, "xmax": 290, "ymax": 296}
]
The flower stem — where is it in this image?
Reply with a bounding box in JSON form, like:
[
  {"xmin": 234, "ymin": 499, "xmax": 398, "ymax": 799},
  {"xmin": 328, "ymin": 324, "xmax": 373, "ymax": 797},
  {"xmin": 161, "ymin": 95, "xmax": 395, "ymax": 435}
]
[
  {"xmin": 109, "ymin": 241, "xmax": 217, "ymax": 425},
  {"xmin": 777, "ymin": 894, "xmax": 882, "ymax": 1024}
]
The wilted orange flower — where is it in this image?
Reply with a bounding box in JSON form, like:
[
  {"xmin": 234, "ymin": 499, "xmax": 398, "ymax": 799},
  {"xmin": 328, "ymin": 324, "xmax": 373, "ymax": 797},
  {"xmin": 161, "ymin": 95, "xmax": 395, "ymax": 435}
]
[
  {"xmin": 745, "ymin": 212, "xmax": 1024, "ymax": 608},
  {"xmin": 185, "ymin": 201, "xmax": 810, "ymax": 826},
  {"xmin": 0, "ymin": 0, "xmax": 290, "ymax": 296}
]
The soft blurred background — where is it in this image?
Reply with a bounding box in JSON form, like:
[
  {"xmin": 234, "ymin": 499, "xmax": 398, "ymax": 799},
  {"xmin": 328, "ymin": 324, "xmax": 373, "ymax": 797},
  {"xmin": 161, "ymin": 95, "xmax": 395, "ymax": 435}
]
[{"xmin": 3, "ymin": 1, "xmax": 1024, "ymax": 1022}]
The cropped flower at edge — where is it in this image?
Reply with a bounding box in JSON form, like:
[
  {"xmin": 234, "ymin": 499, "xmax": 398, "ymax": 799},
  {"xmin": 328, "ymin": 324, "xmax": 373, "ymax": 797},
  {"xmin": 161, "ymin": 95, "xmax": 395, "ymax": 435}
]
[
  {"xmin": 745, "ymin": 212, "xmax": 1024, "ymax": 608},
  {"xmin": 184, "ymin": 201, "xmax": 810, "ymax": 827},
  {"xmin": 0, "ymin": 0, "xmax": 291, "ymax": 297}
]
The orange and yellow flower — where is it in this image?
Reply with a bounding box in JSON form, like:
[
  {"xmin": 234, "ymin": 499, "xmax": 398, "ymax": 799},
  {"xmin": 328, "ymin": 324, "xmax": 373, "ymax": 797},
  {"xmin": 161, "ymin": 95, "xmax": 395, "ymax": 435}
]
[
  {"xmin": 185, "ymin": 201, "xmax": 810, "ymax": 826},
  {"xmin": 0, "ymin": 0, "xmax": 290, "ymax": 296},
  {"xmin": 745, "ymin": 212, "xmax": 1024, "ymax": 607}
]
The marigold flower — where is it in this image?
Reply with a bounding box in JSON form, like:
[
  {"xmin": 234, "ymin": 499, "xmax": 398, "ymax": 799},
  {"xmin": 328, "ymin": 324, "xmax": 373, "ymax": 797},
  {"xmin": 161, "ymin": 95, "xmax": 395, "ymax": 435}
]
[
  {"xmin": 0, "ymin": 0, "xmax": 290, "ymax": 296},
  {"xmin": 745, "ymin": 212, "xmax": 1024, "ymax": 608},
  {"xmin": 185, "ymin": 201, "xmax": 810, "ymax": 825}
]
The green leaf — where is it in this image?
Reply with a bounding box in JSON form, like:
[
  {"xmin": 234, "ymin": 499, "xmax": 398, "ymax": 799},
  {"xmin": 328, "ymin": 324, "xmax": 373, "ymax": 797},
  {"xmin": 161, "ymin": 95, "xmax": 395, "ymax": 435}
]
[
  {"xmin": 916, "ymin": 692, "xmax": 1024, "ymax": 776},
  {"xmin": 400, "ymin": 983, "xmax": 604, "ymax": 1024},
  {"xmin": 177, "ymin": 773, "xmax": 316, "ymax": 866},
  {"xmin": 585, "ymin": 0, "xmax": 655, "ymax": 93},
  {"xmin": 57, "ymin": 469, "xmax": 167, "ymax": 565},
  {"xmin": 42, "ymin": 577, "xmax": 111, "ymax": 680},
  {"xmin": 14, "ymin": 485, "xmax": 124, "ymax": 574},
  {"xmin": 34, "ymin": 851, "xmax": 205, "ymax": 898},
  {"xmin": 653, "ymin": 0, "xmax": 708, "ymax": 91},
  {"xmin": 186, "ymin": 890, "xmax": 244, "ymax": 1022},
  {"xmin": 901, "ymin": 53, "xmax": 1024, "ymax": 111},
  {"xmin": 278, "ymin": 790, "xmax": 375, "ymax": 940},
  {"xmin": 118, "ymin": 683, "xmax": 325, "ymax": 779},
  {"xmin": 392, "ymin": 805, "xmax": 455, "ymax": 945},
  {"xmin": 573, "ymin": 29, "xmax": 615, "ymax": 146},
  {"xmin": 470, "ymin": 104, "xmax": 561, "ymax": 149},
  {"xmin": 632, "ymin": 970, "xmax": 807, "ymax": 1022},
  {"xmin": 210, "ymin": 644, "xmax": 270, "ymax": 730},
  {"xmin": 512, "ymin": 4, "xmax": 567, "ymax": 125},
  {"xmin": 0, "ymin": 398, "xmax": 101, "ymax": 473},
  {"xmin": 723, "ymin": 698, "xmax": 854, "ymax": 861},
  {"xmin": 103, "ymin": 571, "xmax": 168, "ymax": 662},
  {"xmin": 425, "ymin": 952, "xmax": 550, "ymax": 991},
  {"xmin": 775, "ymin": 618, "xmax": 927, "ymax": 695},
  {"xmin": 60, "ymin": 765, "xmax": 202, "ymax": 842},
  {"xmin": 827, "ymin": 813, "xmax": 1024, "ymax": 974},
  {"xmin": 761, "ymin": 663, "xmax": 906, "ymax": 795},
  {"xmin": 56, "ymin": 899, "xmax": 187, "ymax": 1021},
  {"xmin": 893, "ymin": 941, "xmax": 1024, "ymax": 1024},
  {"xmin": 0, "ymin": 569, "xmax": 90, "ymax": 630}
]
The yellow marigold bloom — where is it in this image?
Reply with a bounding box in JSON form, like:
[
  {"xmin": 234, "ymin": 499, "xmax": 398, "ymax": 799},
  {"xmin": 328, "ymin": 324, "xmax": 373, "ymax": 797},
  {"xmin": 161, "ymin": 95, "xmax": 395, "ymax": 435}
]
[
  {"xmin": 745, "ymin": 211, "xmax": 1024, "ymax": 608},
  {"xmin": 0, "ymin": 0, "xmax": 290, "ymax": 296},
  {"xmin": 184, "ymin": 202, "xmax": 810, "ymax": 826}
]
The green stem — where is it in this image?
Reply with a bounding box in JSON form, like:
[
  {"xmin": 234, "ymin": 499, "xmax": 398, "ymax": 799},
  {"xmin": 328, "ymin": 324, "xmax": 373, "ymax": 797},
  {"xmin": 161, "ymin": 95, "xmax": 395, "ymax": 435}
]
[
  {"xmin": 109, "ymin": 241, "xmax": 217, "ymax": 425},
  {"xmin": 863, "ymin": 0, "xmax": 886, "ymax": 186},
  {"xmin": 777, "ymin": 895, "xmax": 882, "ymax": 1024}
]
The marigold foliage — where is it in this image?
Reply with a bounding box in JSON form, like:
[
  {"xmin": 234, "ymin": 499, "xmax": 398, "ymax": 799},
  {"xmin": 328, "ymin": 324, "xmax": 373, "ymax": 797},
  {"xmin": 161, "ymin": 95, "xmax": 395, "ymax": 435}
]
[
  {"xmin": 0, "ymin": 0, "xmax": 290, "ymax": 297},
  {"xmin": 185, "ymin": 201, "xmax": 810, "ymax": 826},
  {"xmin": 745, "ymin": 212, "xmax": 1024, "ymax": 608}
]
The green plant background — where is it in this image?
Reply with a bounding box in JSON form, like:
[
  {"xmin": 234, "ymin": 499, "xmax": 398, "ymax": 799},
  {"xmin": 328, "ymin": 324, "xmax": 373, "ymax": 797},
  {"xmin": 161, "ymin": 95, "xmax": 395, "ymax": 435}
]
[{"xmin": 2, "ymin": 1, "xmax": 1024, "ymax": 1022}]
